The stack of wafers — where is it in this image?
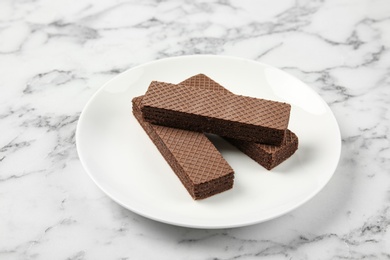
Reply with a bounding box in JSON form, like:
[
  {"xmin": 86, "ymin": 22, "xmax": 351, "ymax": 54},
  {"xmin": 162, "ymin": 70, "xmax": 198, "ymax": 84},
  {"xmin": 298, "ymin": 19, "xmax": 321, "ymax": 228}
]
[{"xmin": 132, "ymin": 74, "xmax": 298, "ymax": 200}]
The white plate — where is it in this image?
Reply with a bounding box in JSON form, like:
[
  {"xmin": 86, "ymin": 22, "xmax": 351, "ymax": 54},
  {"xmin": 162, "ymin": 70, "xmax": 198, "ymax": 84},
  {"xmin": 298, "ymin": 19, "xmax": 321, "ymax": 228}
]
[{"xmin": 76, "ymin": 55, "xmax": 341, "ymax": 229}]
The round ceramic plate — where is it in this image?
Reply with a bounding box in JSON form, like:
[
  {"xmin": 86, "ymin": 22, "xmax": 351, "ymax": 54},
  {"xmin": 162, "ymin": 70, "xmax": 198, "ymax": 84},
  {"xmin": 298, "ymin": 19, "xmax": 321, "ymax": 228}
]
[{"xmin": 76, "ymin": 55, "xmax": 341, "ymax": 229}]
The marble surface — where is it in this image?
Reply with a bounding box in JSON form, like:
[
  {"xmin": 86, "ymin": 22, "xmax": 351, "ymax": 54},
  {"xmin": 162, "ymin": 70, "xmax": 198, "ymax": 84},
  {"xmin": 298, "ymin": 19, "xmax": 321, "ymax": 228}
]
[{"xmin": 1, "ymin": 0, "xmax": 390, "ymax": 259}]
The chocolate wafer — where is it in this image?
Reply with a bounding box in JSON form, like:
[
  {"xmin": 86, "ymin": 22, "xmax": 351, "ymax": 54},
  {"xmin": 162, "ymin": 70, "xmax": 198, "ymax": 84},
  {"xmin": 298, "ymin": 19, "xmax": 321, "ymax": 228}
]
[
  {"xmin": 141, "ymin": 81, "xmax": 291, "ymax": 145},
  {"xmin": 180, "ymin": 74, "xmax": 298, "ymax": 170},
  {"xmin": 132, "ymin": 96, "xmax": 234, "ymax": 200},
  {"xmin": 225, "ymin": 130, "xmax": 298, "ymax": 170}
]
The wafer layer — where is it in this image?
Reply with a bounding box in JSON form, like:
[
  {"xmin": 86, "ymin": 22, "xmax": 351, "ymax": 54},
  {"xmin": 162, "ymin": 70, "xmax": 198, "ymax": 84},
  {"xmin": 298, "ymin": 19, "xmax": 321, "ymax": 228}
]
[{"xmin": 141, "ymin": 81, "xmax": 291, "ymax": 145}]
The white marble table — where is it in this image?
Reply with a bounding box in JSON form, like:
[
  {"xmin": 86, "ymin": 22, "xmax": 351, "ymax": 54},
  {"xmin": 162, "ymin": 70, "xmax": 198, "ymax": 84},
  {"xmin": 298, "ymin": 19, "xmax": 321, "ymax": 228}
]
[{"xmin": 1, "ymin": 0, "xmax": 390, "ymax": 259}]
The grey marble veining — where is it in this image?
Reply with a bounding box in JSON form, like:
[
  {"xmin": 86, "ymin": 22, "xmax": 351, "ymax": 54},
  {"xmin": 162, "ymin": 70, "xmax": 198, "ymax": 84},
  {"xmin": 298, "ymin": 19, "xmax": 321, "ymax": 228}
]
[{"xmin": 1, "ymin": 0, "xmax": 390, "ymax": 259}]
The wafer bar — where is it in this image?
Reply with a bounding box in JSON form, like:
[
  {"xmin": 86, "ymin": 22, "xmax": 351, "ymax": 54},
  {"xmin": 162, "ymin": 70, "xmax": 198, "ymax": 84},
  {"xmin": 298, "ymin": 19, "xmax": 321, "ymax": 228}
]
[
  {"xmin": 141, "ymin": 81, "xmax": 291, "ymax": 145},
  {"xmin": 180, "ymin": 74, "xmax": 298, "ymax": 170},
  {"xmin": 225, "ymin": 130, "xmax": 298, "ymax": 170},
  {"xmin": 132, "ymin": 96, "xmax": 234, "ymax": 200}
]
